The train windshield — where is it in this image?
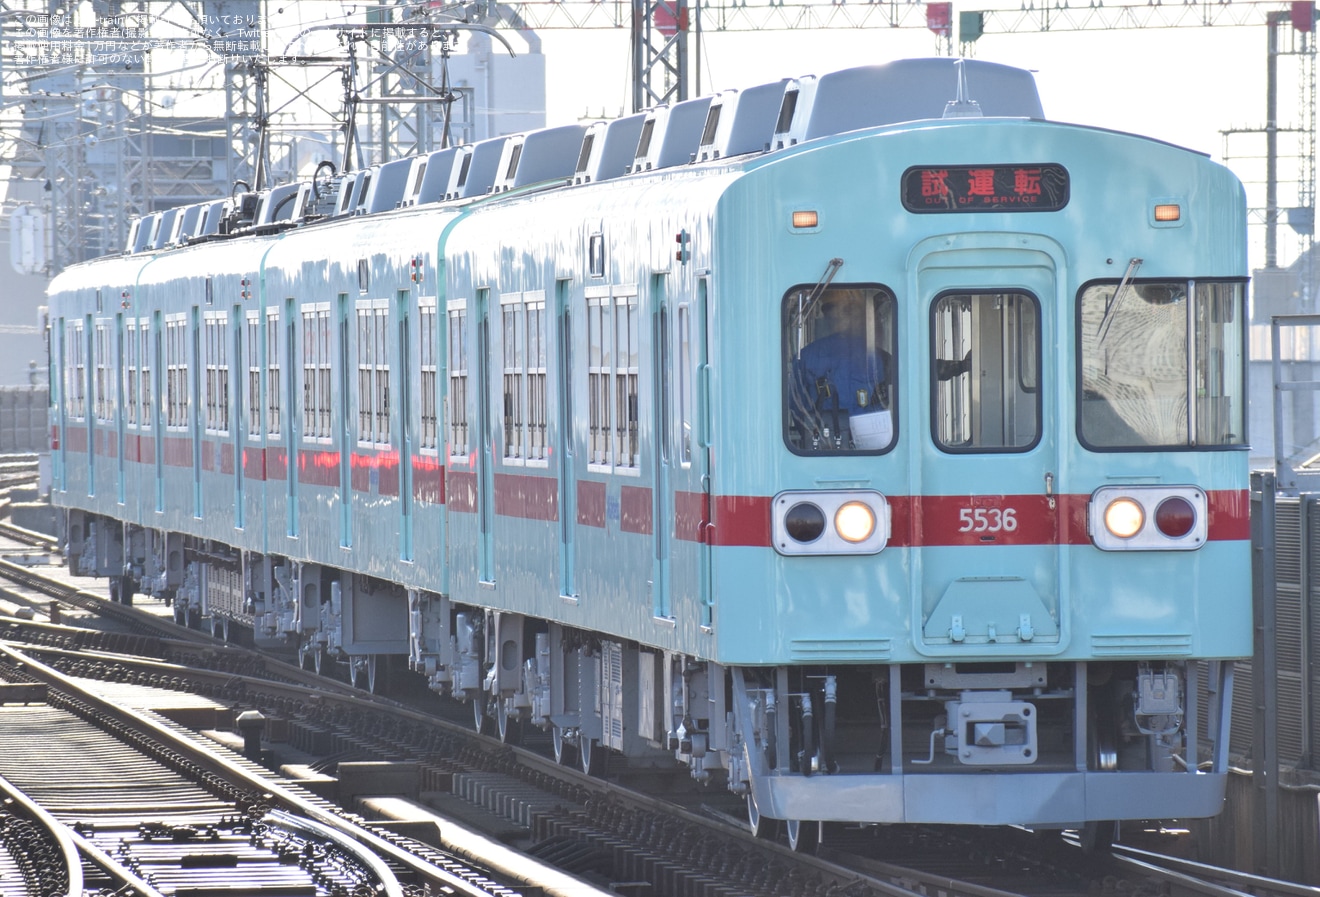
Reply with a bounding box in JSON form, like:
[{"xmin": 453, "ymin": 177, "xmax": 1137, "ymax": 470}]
[
  {"xmin": 1078, "ymin": 280, "xmax": 1246, "ymax": 449},
  {"xmin": 783, "ymin": 285, "xmax": 896, "ymax": 454}
]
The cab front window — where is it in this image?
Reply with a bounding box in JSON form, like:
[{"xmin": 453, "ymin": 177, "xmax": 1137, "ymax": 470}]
[
  {"xmin": 1078, "ymin": 280, "xmax": 1245, "ymax": 449},
  {"xmin": 783, "ymin": 284, "xmax": 896, "ymax": 454}
]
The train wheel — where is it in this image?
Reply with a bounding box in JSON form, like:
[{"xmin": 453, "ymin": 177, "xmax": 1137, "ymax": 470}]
[
  {"xmin": 552, "ymin": 726, "xmax": 576, "ymax": 766},
  {"xmin": 365, "ymin": 655, "xmax": 380, "ymax": 693},
  {"xmin": 747, "ymin": 794, "xmax": 776, "ymax": 840},
  {"xmin": 496, "ymin": 699, "xmax": 522, "ymax": 744},
  {"xmin": 580, "ymin": 736, "xmax": 605, "ymax": 776},
  {"xmin": 786, "ymin": 819, "xmax": 821, "ymax": 853},
  {"xmin": 472, "ymin": 694, "xmax": 490, "ymax": 735}
]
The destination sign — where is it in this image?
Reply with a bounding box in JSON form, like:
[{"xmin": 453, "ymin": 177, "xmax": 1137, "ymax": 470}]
[{"xmin": 901, "ymin": 163, "xmax": 1070, "ymax": 213}]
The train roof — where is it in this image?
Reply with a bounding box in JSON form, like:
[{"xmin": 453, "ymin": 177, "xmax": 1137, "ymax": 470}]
[{"xmin": 98, "ymin": 58, "xmax": 1050, "ymax": 262}]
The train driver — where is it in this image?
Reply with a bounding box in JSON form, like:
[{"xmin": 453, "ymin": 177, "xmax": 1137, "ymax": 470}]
[{"xmin": 790, "ymin": 288, "xmax": 894, "ymax": 451}]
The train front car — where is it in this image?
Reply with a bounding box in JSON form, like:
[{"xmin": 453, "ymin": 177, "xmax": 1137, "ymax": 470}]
[{"xmin": 709, "ymin": 109, "xmax": 1250, "ymax": 842}]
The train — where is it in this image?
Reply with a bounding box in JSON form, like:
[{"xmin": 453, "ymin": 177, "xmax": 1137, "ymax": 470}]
[{"xmin": 46, "ymin": 56, "xmax": 1252, "ymax": 850}]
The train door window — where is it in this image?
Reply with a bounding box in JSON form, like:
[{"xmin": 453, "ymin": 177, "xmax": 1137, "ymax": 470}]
[
  {"xmin": 94, "ymin": 321, "xmax": 112, "ymax": 423},
  {"xmin": 138, "ymin": 318, "xmax": 151, "ymax": 428},
  {"xmin": 615, "ymin": 291, "xmax": 640, "ymax": 470},
  {"xmin": 165, "ymin": 315, "xmax": 188, "ymax": 428},
  {"xmin": 203, "ymin": 311, "xmax": 230, "ymax": 435},
  {"xmin": 266, "ymin": 308, "xmax": 281, "ymax": 438},
  {"xmin": 501, "ymin": 293, "xmax": 524, "ymax": 462},
  {"xmin": 419, "ymin": 300, "xmax": 438, "ymax": 452},
  {"xmin": 527, "ymin": 295, "xmax": 548, "ymax": 462},
  {"xmin": 67, "ymin": 320, "xmax": 85, "ymax": 420},
  {"xmin": 783, "ymin": 285, "xmax": 896, "ymax": 454},
  {"xmin": 357, "ymin": 299, "xmax": 390, "ymax": 446},
  {"xmin": 931, "ymin": 291, "xmax": 1039, "ymax": 453},
  {"xmin": 1078, "ymin": 279, "xmax": 1246, "ymax": 448},
  {"xmin": 585, "ymin": 285, "xmax": 639, "ymax": 472},
  {"xmin": 587, "ymin": 288, "xmax": 611, "ymax": 467},
  {"xmin": 302, "ymin": 303, "xmax": 332, "ymax": 442},
  {"xmin": 448, "ymin": 300, "xmax": 469, "ymax": 459},
  {"xmin": 246, "ymin": 312, "xmax": 261, "ymax": 437},
  {"xmin": 125, "ymin": 319, "xmax": 139, "ymax": 426}
]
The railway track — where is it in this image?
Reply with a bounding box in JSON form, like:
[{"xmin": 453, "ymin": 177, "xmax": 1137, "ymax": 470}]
[
  {"xmin": 0, "ymin": 643, "xmax": 584, "ymax": 897},
  {"xmin": 0, "ymin": 531, "xmax": 1301, "ymax": 897}
]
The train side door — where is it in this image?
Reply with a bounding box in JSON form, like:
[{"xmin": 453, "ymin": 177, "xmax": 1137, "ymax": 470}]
[
  {"xmin": 153, "ymin": 312, "xmax": 164, "ymax": 513},
  {"xmin": 398, "ymin": 290, "xmax": 415, "ymax": 562},
  {"xmin": 54, "ymin": 317, "xmax": 66, "ymax": 492},
  {"xmin": 190, "ymin": 306, "xmax": 203, "ymax": 517},
  {"xmin": 338, "ymin": 296, "xmax": 352, "ymax": 548},
  {"xmin": 650, "ymin": 275, "xmax": 672, "ymax": 620},
  {"xmin": 82, "ymin": 314, "xmax": 93, "ymax": 496},
  {"xmin": 555, "ymin": 279, "xmax": 577, "ymax": 599},
  {"xmin": 115, "ymin": 313, "xmax": 126, "ymax": 505},
  {"xmin": 666, "ymin": 278, "xmax": 714, "ymax": 626},
  {"xmin": 914, "ymin": 242, "xmax": 1063, "ymax": 656},
  {"xmin": 285, "ymin": 300, "xmax": 299, "ymax": 537},
  {"xmin": 232, "ymin": 304, "xmax": 244, "ymax": 529},
  {"xmin": 476, "ymin": 288, "xmax": 496, "ymax": 584},
  {"xmin": 696, "ymin": 280, "xmax": 713, "ymax": 624}
]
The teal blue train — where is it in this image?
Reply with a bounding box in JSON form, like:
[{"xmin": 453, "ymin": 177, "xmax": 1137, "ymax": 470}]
[{"xmin": 47, "ymin": 57, "xmax": 1251, "ymax": 849}]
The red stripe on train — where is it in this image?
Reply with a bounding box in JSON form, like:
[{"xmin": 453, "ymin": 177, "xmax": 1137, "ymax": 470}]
[{"xmin": 696, "ymin": 490, "xmax": 1249, "ymax": 548}]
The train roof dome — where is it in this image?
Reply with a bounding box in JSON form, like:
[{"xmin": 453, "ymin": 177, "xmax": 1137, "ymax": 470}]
[
  {"xmin": 770, "ymin": 58, "xmax": 1043, "ymax": 149},
  {"xmin": 574, "ymin": 114, "xmax": 647, "ymax": 185},
  {"xmin": 696, "ymin": 80, "xmax": 789, "ymax": 162},
  {"xmin": 445, "ymin": 136, "xmax": 510, "ymax": 200},
  {"xmin": 493, "ymin": 123, "xmax": 590, "ymax": 193},
  {"xmin": 629, "ymin": 95, "xmax": 714, "ymax": 173}
]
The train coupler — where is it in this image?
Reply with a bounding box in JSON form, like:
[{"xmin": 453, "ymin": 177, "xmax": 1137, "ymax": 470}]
[{"xmin": 943, "ymin": 690, "xmax": 1038, "ymax": 766}]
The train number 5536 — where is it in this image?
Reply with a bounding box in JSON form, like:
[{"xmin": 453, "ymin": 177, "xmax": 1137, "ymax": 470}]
[{"xmin": 958, "ymin": 507, "xmax": 1018, "ymax": 533}]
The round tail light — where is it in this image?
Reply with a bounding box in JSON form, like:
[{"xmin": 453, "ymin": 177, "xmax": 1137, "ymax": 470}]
[
  {"xmin": 1154, "ymin": 496, "xmax": 1196, "ymax": 538},
  {"xmin": 784, "ymin": 502, "xmax": 826, "ymax": 543}
]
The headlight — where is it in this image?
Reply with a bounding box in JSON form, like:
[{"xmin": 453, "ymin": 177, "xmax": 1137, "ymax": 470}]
[
  {"xmin": 835, "ymin": 501, "xmax": 876, "ymax": 543},
  {"xmin": 1089, "ymin": 486, "xmax": 1207, "ymax": 551},
  {"xmin": 1103, "ymin": 498, "xmax": 1144, "ymax": 539},
  {"xmin": 773, "ymin": 490, "xmax": 889, "ymax": 556}
]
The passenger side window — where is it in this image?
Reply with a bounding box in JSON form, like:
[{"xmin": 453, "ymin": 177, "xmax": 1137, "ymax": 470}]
[{"xmin": 932, "ymin": 291, "xmax": 1039, "ymax": 452}]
